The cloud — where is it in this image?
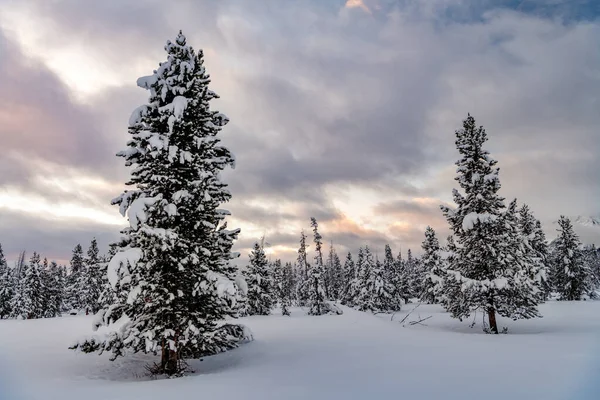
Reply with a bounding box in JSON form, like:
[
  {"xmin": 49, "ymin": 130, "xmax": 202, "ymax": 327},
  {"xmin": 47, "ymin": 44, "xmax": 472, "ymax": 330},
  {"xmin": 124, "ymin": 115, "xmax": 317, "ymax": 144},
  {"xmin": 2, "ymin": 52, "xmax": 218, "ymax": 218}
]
[{"xmin": 0, "ymin": 1, "xmax": 599, "ymax": 263}]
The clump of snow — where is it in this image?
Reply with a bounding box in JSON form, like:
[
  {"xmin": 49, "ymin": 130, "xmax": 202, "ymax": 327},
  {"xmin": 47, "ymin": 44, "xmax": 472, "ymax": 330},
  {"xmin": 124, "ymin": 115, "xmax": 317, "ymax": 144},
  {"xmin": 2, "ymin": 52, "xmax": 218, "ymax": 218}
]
[
  {"xmin": 206, "ymin": 271, "xmax": 238, "ymax": 298},
  {"xmin": 136, "ymin": 74, "xmax": 158, "ymax": 89},
  {"xmin": 235, "ymin": 275, "xmax": 248, "ymax": 296},
  {"xmin": 127, "ymin": 196, "xmax": 160, "ymax": 230},
  {"xmin": 462, "ymin": 212, "xmax": 498, "ymax": 231},
  {"xmin": 164, "ymin": 203, "xmax": 178, "ymax": 216},
  {"xmin": 107, "ymin": 248, "xmax": 142, "ymax": 289}
]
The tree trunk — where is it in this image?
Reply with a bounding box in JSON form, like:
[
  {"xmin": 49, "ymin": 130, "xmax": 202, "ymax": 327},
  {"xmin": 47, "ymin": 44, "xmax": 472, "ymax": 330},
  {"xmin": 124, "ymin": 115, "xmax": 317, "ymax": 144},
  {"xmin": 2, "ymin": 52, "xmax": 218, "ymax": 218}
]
[
  {"xmin": 161, "ymin": 339, "xmax": 179, "ymax": 375},
  {"xmin": 487, "ymin": 307, "xmax": 498, "ymax": 334}
]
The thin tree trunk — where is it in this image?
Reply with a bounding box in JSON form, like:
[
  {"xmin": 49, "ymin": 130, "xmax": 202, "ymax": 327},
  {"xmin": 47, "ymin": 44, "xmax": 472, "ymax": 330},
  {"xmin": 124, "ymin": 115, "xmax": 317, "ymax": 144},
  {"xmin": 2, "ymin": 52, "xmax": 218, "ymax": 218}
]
[{"xmin": 487, "ymin": 307, "xmax": 498, "ymax": 334}]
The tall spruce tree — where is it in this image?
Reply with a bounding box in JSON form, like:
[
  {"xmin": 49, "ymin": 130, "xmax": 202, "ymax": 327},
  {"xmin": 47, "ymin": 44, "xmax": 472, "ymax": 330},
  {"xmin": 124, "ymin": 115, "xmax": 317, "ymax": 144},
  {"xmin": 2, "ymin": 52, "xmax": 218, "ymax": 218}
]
[
  {"xmin": 325, "ymin": 244, "xmax": 343, "ymax": 301},
  {"xmin": 382, "ymin": 245, "xmax": 400, "ymax": 310},
  {"xmin": 71, "ymin": 31, "xmax": 246, "ymax": 375},
  {"xmin": 356, "ymin": 246, "xmax": 375, "ymax": 312},
  {"xmin": 79, "ymin": 239, "xmax": 103, "ymax": 315},
  {"xmin": 371, "ymin": 256, "xmax": 395, "ymax": 312},
  {"xmin": 395, "ymin": 250, "xmax": 411, "ymax": 305},
  {"xmin": 341, "ymin": 252, "xmax": 356, "ymax": 306},
  {"xmin": 518, "ymin": 205, "xmax": 550, "ymax": 301},
  {"xmin": 296, "ymin": 230, "xmax": 310, "ymax": 307},
  {"xmin": 43, "ymin": 260, "xmax": 64, "ymax": 318},
  {"xmin": 552, "ymin": 216, "xmax": 590, "ymax": 300},
  {"xmin": 307, "ymin": 218, "xmax": 326, "ymax": 315},
  {"xmin": 243, "ymin": 243, "xmax": 273, "ymax": 316},
  {"xmin": 11, "ymin": 252, "xmax": 45, "ymax": 319},
  {"xmin": 439, "ymin": 114, "xmax": 542, "ymax": 333},
  {"xmin": 583, "ymin": 245, "xmax": 600, "ymax": 298},
  {"xmin": 0, "ymin": 244, "xmax": 13, "ymax": 319},
  {"xmin": 65, "ymin": 244, "xmax": 84, "ymax": 312},
  {"xmin": 421, "ymin": 227, "xmax": 443, "ymax": 304},
  {"xmin": 273, "ymin": 260, "xmax": 294, "ymax": 316}
]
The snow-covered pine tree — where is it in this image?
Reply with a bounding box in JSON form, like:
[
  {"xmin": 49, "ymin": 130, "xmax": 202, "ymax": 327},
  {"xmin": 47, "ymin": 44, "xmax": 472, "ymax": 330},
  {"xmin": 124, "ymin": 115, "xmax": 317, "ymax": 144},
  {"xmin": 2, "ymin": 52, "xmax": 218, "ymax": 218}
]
[
  {"xmin": 492, "ymin": 199, "xmax": 544, "ymax": 321},
  {"xmin": 44, "ymin": 260, "xmax": 65, "ymax": 318},
  {"xmin": 349, "ymin": 248, "xmax": 365, "ymax": 307},
  {"xmin": 296, "ymin": 230, "xmax": 310, "ymax": 307},
  {"xmin": 551, "ymin": 216, "xmax": 591, "ymax": 300},
  {"xmin": 421, "ymin": 227, "xmax": 443, "ymax": 304},
  {"xmin": 273, "ymin": 259, "xmax": 294, "ymax": 316},
  {"xmin": 307, "ymin": 218, "xmax": 326, "ymax": 315},
  {"xmin": 243, "ymin": 243, "xmax": 273, "ymax": 316},
  {"xmin": 325, "ymin": 244, "xmax": 343, "ymax": 301},
  {"xmin": 79, "ymin": 238, "xmax": 103, "ymax": 315},
  {"xmin": 395, "ymin": 250, "xmax": 411, "ymax": 305},
  {"xmin": 0, "ymin": 244, "xmax": 13, "ymax": 319},
  {"xmin": 71, "ymin": 32, "xmax": 247, "ymax": 375},
  {"xmin": 440, "ymin": 114, "xmax": 542, "ymax": 333},
  {"xmin": 11, "ymin": 252, "xmax": 45, "ymax": 319},
  {"xmin": 96, "ymin": 247, "xmax": 117, "ymax": 312},
  {"xmin": 65, "ymin": 244, "xmax": 84, "ymax": 312},
  {"xmin": 583, "ymin": 245, "xmax": 600, "ymax": 298},
  {"xmin": 381, "ymin": 245, "xmax": 397, "ymax": 310},
  {"xmin": 356, "ymin": 246, "xmax": 375, "ymax": 312},
  {"xmin": 341, "ymin": 252, "xmax": 356, "ymax": 306},
  {"xmin": 371, "ymin": 255, "xmax": 394, "ymax": 313},
  {"xmin": 14, "ymin": 250, "xmax": 26, "ymax": 282},
  {"xmin": 405, "ymin": 249, "xmax": 423, "ymax": 299},
  {"xmin": 518, "ymin": 205, "xmax": 550, "ymax": 301},
  {"xmin": 281, "ymin": 262, "xmax": 295, "ymax": 315}
]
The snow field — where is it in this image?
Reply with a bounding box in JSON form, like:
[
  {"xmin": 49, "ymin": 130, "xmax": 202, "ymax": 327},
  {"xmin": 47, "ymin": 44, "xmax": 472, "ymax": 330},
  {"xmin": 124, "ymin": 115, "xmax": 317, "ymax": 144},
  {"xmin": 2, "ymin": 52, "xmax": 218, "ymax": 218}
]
[{"xmin": 1, "ymin": 301, "xmax": 599, "ymax": 400}]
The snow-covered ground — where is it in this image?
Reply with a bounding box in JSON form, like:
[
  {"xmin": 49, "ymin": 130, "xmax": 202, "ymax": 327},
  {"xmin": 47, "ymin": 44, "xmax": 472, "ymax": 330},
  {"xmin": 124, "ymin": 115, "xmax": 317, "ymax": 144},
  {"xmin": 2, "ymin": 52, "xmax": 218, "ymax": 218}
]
[{"xmin": 1, "ymin": 302, "xmax": 599, "ymax": 400}]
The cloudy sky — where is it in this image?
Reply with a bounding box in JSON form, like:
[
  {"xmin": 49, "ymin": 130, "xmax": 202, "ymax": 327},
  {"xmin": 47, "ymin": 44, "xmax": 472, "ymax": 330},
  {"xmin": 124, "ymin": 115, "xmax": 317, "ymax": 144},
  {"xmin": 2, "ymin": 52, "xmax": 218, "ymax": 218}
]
[{"xmin": 0, "ymin": 0, "xmax": 598, "ymax": 265}]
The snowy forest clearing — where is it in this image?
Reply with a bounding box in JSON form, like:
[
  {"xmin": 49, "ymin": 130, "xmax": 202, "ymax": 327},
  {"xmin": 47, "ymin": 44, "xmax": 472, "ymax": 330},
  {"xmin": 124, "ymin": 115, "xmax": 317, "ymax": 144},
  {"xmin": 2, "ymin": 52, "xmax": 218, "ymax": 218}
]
[{"xmin": 1, "ymin": 302, "xmax": 599, "ymax": 400}]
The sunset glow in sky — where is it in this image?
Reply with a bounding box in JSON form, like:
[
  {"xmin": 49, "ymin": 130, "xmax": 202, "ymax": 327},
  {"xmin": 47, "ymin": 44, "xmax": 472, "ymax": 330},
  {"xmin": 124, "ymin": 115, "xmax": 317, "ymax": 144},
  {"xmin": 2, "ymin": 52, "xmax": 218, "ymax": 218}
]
[{"xmin": 0, "ymin": 0, "xmax": 599, "ymax": 265}]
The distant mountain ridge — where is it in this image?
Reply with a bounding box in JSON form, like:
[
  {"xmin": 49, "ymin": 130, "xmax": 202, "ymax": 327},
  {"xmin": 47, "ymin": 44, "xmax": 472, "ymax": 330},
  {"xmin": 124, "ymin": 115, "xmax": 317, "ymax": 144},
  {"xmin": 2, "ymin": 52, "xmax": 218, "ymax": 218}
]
[
  {"xmin": 553, "ymin": 215, "xmax": 600, "ymax": 228},
  {"xmin": 574, "ymin": 215, "xmax": 600, "ymax": 227}
]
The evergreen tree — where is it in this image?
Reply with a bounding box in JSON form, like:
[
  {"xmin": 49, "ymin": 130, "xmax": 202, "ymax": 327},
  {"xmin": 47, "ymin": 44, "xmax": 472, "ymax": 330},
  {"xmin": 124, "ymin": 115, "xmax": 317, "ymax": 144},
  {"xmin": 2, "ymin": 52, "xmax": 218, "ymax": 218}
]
[
  {"xmin": 439, "ymin": 114, "xmax": 542, "ymax": 333},
  {"xmin": 307, "ymin": 218, "xmax": 326, "ymax": 315},
  {"xmin": 0, "ymin": 244, "xmax": 13, "ymax": 319},
  {"xmin": 243, "ymin": 243, "xmax": 273, "ymax": 315},
  {"xmin": 421, "ymin": 227, "xmax": 443, "ymax": 304},
  {"xmin": 371, "ymin": 256, "xmax": 395, "ymax": 312},
  {"xmin": 325, "ymin": 244, "xmax": 343, "ymax": 301},
  {"xmin": 11, "ymin": 252, "xmax": 45, "ymax": 319},
  {"xmin": 79, "ymin": 239, "xmax": 103, "ymax": 315},
  {"xmin": 493, "ymin": 199, "xmax": 545, "ymax": 320},
  {"xmin": 14, "ymin": 250, "xmax": 26, "ymax": 281},
  {"xmin": 382, "ymin": 245, "xmax": 399, "ymax": 310},
  {"xmin": 583, "ymin": 245, "xmax": 600, "ymax": 298},
  {"xmin": 45, "ymin": 261, "xmax": 65, "ymax": 318},
  {"xmin": 518, "ymin": 205, "xmax": 550, "ymax": 301},
  {"xmin": 394, "ymin": 250, "xmax": 411, "ymax": 305},
  {"xmin": 341, "ymin": 252, "xmax": 356, "ymax": 306},
  {"xmin": 356, "ymin": 246, "xmax": 375, "ymax": 311},
  {"xmin": 72, "ymin": 32, "xmax": 246, "ymax": 375},
  {"xmin": 347, "ymin": 248, "xmax": 365, "ymax": 307},
  {"xmin": 273, "ymin": 260, "xmax": 294, "ymax": 316},
  {"xmin": 551, "ymin": 216, "xmax": 591, "ymax": 300},
  {"xmin": 296, "ymin": 230, "xmax": 310, "ymax": 307},
  {"xmin": 65, "ymin": 244, "xmax": 84, "ymax": 312},
  {"xmin": 405, "ymin": 249, "xmax": 423, "ymax": 299}
]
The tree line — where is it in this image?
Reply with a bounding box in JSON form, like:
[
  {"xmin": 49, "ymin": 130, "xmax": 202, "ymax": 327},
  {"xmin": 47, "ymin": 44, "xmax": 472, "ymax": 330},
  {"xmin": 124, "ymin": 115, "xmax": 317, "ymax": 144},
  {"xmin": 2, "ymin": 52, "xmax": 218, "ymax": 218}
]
[{"xmin": 0, "ymin": 239, "xmax": 109, "ymax": 320}]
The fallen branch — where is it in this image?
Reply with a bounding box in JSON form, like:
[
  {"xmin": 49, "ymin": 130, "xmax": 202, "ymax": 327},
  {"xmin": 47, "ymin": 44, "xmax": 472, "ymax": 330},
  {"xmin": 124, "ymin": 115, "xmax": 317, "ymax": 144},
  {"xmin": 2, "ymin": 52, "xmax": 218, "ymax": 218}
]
[
  {"xmin": 408, "ymin": 315, "xmax": 432, "ymax": 326},
  {"xmin": 398, "ymin": 302, "xmax": 422, "ymax": 325}
]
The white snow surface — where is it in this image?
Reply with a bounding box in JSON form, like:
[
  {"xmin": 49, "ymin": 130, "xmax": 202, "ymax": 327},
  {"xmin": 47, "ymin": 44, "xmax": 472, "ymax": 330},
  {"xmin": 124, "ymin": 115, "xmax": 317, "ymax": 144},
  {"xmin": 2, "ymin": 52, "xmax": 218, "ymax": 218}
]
[{"xmin": 1, "ymin": 302, "xmax": 600, "ymax": 400}]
